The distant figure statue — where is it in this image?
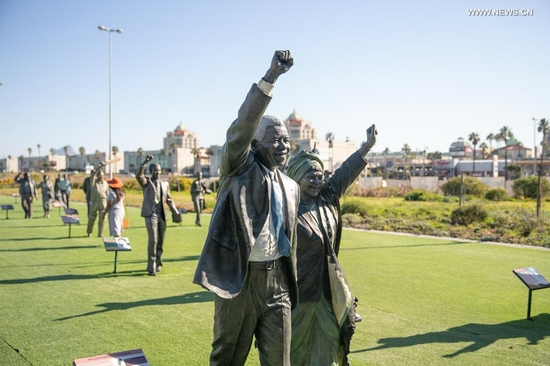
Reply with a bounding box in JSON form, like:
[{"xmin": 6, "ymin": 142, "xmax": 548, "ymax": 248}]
[
  {"xmin": 54, "ymin": 173, "xmax": 62, "ymax": 202},
  {"xmin": 59, "ymin": 173, "xmax": 72, "ymax": 208},
  {"xmin": 14, "ymin": 172, "xmax": 38, "ymax": 219},
  {"xmin": 82, "ymin": 173, "xmax": 92, "ymax": 216},
  {"xmin": 193, "ymin": 50, "xmax": 299, "ymax": 365},
  {"xmin": 87, "ymin": 164, "xmax": 110, "ymax": 238},
  {"xmin": 190, "ymin": 172, "xmax": 210, "ymax": 227},
  {"xmin": 137, "ymin": 156, "xmax": 182, "ymax": 276},
  {"xmin": 38, "ymin": 174, "xmax": 55, "ymax": 218}
]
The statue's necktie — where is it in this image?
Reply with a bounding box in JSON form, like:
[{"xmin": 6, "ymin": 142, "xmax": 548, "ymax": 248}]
[{"xmin": 269, "ymin": 171, "xmax": 291, "ymax": 257}]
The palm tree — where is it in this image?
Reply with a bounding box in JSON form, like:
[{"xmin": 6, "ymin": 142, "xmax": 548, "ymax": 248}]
[
  {"xmin": 79, "ymin": 147, "xmax": 86, "ymax": 170},
  {"xmin": 19, "ymin": 155, "xmax": 25, "ymax": 171},
  {"xmin": 468, "ymin": 132, "xmax": 480, "ymax": 175},
  {"xmin": 137, "ymin": 147, "xmax": 144, "ymax": 170},
  {"xmin": 426, "ymin": 151, "xmax": 442, "ymax": 176},
  {"xmin": 170, "ymin": 142, "xmax": 178, "ymax": 173},
  {"xmin": 536, "ymin": 118, "xmax": 549, "ymax": 217},
  {"xmin": 160, "ymin": 148, "xmax": 169, "ymax": 172},
  {"xmin": 112, "ymin": 146, "xmax": 119, "ymax": 174},
  {"xmin": 191, "ymin": 147, "xmax": 202, "ymax": 175},
  {"xmin": 401, "ymin": 143, "xmax": 412, "ymax": 180},
  {"xmin": 95, "ymin": 150, "xmax": 102, "ymax": 166},
  {"xmin": 49, "ymin": 148, "xmax": 55, "ymax": 171},
  {"xmin": 37, "ymin": 144, "xmax": 41, "ymax": 158},
  {"xmin": 496, "ymin": 126, "xmax": 514, "ymax": 180},
  {"xmin": 537, "ymin": 119, "xmax": 550, "ymax": 174},
  {"xmin": 479, "ymin": 142, "xmax": 488, "ymax": 159},
  {"xmin": 325, "ymin": 132, "xmax": 335, "ymax": 172},
  {"xmin": 486, "ymin": 133, "xmax": 495, "ymax": 152},
  {"xmin": 27, "ymin": 148, "xmax": 32, "ymax": 170}
]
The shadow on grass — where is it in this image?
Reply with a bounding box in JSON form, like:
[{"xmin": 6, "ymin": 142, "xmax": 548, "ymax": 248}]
[
  {"xmin": 164, "ymin": 255, "xmax": 200, "ymax": 263},
  {"xmin": 341, "ymin": 241, "xmax": 468, "ymax": 251},
  {"xmin": 0, "ymin": 272, "xmax": 125, "ymax": 285},
  {"xmin": 0, "ymin": 244, "xmax": 100, "ymax": 250},
  {"xmin": 0, "ymin": 236, "xmax": 69, "ymax": 242},
  {"xmin": 353, "ymin": 314, "xmax": 550, "ymax": 358},
  {"xmin": 56, "ymin": 291, "xmax": 214, "ymax": 321}
]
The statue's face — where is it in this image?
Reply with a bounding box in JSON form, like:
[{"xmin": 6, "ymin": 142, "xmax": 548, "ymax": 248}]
[
  {"xmin": 253, "ymin": 126, "xmax": 290, "ymax": 170},
  {"xmin": 298, "ymin": 167, "xmax": 324, "ymax": 202},
  {"xmin": 150, "ymin": 164, "xmax": 161, "ymax": 180},
  {"xmin": 197, "ymin": 172, "xmax": 202, "ymax": 179},
  {"xmin": 97, "ymin": 171, "xmax": 104, "ymax": 180},
  {"xmin": 23, "ymin": 173, "xmax": 29, "ymax": 180},
  {"xmin": 44, "ymin": 176, "xmax": 49, "ymax": 181}
]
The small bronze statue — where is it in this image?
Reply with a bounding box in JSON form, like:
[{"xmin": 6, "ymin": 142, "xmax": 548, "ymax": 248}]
[{"xmin": 137, "ymin": 155, "xmax": 181, "ymax": 276}]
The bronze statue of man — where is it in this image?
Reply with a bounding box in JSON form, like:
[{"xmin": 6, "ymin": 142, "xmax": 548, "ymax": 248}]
[
  {"xmin": 190, "ymin": 172, "xmax": 209, "ymax": 227},
  {"xmin": 14, "ymin": 172, "xmax": 38, "ymax": 219},
  {"xmin": 193, "ymin": 50, "xmax": 299, "ymax": 365},
  {"xmin": 137, "ymin": 156, "xmax": 181, "ymax": 276}
]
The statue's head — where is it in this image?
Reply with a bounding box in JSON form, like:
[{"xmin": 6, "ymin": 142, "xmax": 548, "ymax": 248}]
[
  {"xmin": 149, "ymin": 163, "xmax": 161, "ymax": 180},
  {"xmin": 251, "ymin": 115, "xmax": 290, "ymax": 171},
  {"xmin": 197, "ymin": 172, "xmax": 203, "ymax": 179}
]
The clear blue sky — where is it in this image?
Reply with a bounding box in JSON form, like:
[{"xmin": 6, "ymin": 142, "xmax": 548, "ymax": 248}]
[{"xmin": 0, "ymin": 0, "xmax": 548, "ymax": 159}]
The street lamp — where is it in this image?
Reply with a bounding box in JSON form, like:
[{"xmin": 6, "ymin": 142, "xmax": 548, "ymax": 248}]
[
  {"xmin": 533, "ymin": 117, "xmax": 538, "ymax": 175},
  {"xmin": 98, "ymin": 25, "xmax": 123, "ymax": 178}
]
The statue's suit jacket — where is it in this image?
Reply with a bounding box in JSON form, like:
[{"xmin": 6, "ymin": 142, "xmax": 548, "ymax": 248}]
[
  {"xmin": 136, "ymin": 166, "xmax": 179, "ymax": 219},
  {"xmin": 193, "ymin": 84, "xmax": 300, "ymax": 307}
]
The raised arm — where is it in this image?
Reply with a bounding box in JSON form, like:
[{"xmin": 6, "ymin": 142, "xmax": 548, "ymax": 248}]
[
  {"xmin": 326, "ymin": 124, "xmax": 378, "ymax": 198},
  {"xmin": 136, "ymin": 155, "xmax": 153, "ymax": 189},
  {"xmin": 221, "ymin": 50, "xmax": 294, "ymax": 176}
]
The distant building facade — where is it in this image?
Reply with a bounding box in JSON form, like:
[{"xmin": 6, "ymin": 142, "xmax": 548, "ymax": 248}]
[{"xmin": 163, "ymin": 123, "xmax": 199, "ymax": 151}]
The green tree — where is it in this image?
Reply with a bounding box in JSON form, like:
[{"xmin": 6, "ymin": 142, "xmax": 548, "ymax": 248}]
[
  {"xmin": 440, "ymin": 176, "xmax": 488, "ymax": 198},
  {"xmin": 496, "ymin": 126, "xmax": 513, "ymax": 180},
  {"xmin": 479, "ymin": 142, "xmax": 488, "ymax": 159},
  {"xmin": 325, "ymin": 132, "xmax": 335, "ymax": 173},
  {"xmin": 536, "ymin": 118, "xmax": 549, "ymax": 217},
  {"xmin": 136, "ymin": 147, "xmax": 144, "ymax": 170},
  {"xmin": 79, "ymin": 147, "xmax": 86, "ymax": 170},
  {"xmin": 513, "ymin": 176, "xmax": 550, "ymax": 199},
  {"xmin": 401, "ymin": 143, "xmax": 412, "ymax": 180},
  {"xmin": 486, "ymin": 133, "xmax": 495, "ymax": 151},
  {"xmin": 468, "ymin": 132, "xmax": 480, "ymax": 174}
]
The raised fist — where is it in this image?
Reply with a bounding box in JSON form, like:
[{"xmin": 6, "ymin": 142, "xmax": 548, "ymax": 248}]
[{"xmin": 271, "ymin": 50, "xmax": 293, "ymax": 75}]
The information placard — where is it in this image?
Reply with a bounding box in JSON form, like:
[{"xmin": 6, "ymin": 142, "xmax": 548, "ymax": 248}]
[
  {"xmin": 104, "ymin": 237, "xmax": 131, "ymax": 251},
  {"xmin": 62, "ymin": 216, "xmax": 80, "ymax": 224},
  {"xmin": 1, "ymin": 204, "xmax": 14, "ymax": 219},
  {"xmin": 513, "ymin": 267, "xmax": 550, "ymax": 290},
  {"xmin": 73, "ymin": 348, "xmax": 149, "ymax": 366},
  {"xmin": 65, "ymin": 208, "xmax": 79, "ymax": 215}
]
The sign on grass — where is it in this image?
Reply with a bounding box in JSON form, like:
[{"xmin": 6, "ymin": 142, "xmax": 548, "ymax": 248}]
[
  {"xmin": 65, "ymin": 208, "xmax": 79, "ymax": 215},
  {"xmin": 73, "ymin": 348, "xmax": 149, "ymax": 366},
  {"xmin": 104, "ymin": 237, "xmax": 132, "ymax": 251},
  {"xmin": 513, "ymin": 267, "xmax": 550, "ymax": 290},
  {"xmin": 61, "ymin": 216, "xmax": 80, "ymax": 224}
]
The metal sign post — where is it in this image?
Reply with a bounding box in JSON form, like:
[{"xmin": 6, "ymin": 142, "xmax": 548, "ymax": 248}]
[{"xmin": 513, "ymin": 267, "xmax": 550, "ymax": 320}]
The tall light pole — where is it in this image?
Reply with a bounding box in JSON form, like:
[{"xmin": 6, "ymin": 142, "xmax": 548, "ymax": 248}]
[
  {"xmin": 533, "ymin": 117, "xmax": 538, "ymax": 175},
  {"xmin": 98, "ymin": 25, "xmax": 123, "ymax": 178}
]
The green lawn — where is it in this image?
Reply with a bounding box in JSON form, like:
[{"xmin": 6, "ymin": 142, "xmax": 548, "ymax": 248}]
[{"xmin": 1, "ymin": 195, "xmax": 550, "ymax": 365}]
